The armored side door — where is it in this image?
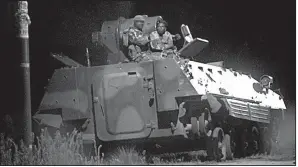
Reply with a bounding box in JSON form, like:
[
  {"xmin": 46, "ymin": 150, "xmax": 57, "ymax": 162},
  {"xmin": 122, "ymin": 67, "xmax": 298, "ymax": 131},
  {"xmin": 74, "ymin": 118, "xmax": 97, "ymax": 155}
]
[{"xmin": 91, "ymin": 62, "xmax": 158, "ymax": 141}]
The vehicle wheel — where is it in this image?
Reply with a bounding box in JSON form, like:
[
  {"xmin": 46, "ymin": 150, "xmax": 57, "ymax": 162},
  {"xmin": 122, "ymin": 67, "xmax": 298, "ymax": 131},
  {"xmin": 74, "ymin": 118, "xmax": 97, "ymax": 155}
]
[
  {"xmin": 270, "ymin": 114, "xmax": 281, "ymax": 155},
  {"xmin": 260, "ymin": 127, "xmax": 271, "ymax": 155},
  {"xmin": 230, "ymin": 128, "xmax": 237, "ymax": 157},
  {"xmin": 206, "ymin": 127, "xmax": 224, "ymax": 161},
  {"xmin": 250, "ymin": 126, "xmax": 261, "ymax": 155},
  {"xmin": 235, "ymin": 128, "xmax": 249, "ymax": 158},
  {"xmin": 199, "ymin": 111, "xmax": 210, "ymax": 136},
  {"xmin": 190, "ymin": 117, "xmax": 199, "ymax": 137},
  {"xmin": 223, "ymin": 134, "xmax": 234, "ymax": 160},
  {"xmin": 242, "ymin": 129, "xmax": 249, "ymax": 157}
]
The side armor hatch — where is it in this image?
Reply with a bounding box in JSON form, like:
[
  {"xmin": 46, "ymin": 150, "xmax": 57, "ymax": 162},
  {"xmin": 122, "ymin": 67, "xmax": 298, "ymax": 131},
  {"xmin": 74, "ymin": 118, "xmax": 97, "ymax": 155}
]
[{"xmin": 92, "ymin": 66, "xmax": 157, "ymax": 136}]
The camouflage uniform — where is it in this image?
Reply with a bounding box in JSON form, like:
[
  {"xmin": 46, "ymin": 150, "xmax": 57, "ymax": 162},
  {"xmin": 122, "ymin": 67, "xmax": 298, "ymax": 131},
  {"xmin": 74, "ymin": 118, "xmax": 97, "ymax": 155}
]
[
  {"xmin": 127, "ymin": 27, "xmax": 151, "ymax": 62},
  {"xmin": 149, "ymin": 30, "xmax": 177, "ymax": 59}
]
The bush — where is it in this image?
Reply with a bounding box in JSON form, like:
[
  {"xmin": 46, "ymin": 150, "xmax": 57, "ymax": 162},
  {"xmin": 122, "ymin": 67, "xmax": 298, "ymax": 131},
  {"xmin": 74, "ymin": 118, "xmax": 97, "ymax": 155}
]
[
  {"xmin": 107, "ymin": 146, "xmax": 147, "ymax": 165},
  {"xmin": 0, "ymin": 128, "xmax": 103, "ymax": 165}
]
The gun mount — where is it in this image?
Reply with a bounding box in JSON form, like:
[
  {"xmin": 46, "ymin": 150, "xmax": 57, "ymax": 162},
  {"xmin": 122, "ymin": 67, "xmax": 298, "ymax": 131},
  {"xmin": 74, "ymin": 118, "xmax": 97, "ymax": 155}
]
[{"xmin": 91, "ymin": 16, "xmax": 209, "ymax": 65}]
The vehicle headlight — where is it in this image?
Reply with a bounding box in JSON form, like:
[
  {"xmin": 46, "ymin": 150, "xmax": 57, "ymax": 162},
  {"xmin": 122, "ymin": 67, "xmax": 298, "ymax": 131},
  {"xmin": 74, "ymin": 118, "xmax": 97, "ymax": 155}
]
[{"xmin": 260, "ymin": 75, "xmax": 273, "ymax": 89}]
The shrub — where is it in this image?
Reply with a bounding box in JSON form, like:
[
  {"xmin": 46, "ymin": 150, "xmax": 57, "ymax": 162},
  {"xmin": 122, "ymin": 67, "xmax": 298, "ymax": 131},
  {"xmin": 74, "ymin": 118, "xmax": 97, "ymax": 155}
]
[
  {"xmin": 0, "ymin": 128, "xmax": 103, "ymax": 165},
  {"xmin": 107, "ymin": 146, "xmax": 147, "ymax": 165}
]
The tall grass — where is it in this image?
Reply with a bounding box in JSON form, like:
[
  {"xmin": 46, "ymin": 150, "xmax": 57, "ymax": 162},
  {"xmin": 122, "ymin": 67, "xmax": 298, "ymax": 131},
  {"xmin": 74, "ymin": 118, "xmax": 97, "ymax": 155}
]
[
  {"xmin": 0, "ymin": 127, "xmax": 150, "ymax": 165},
  {"xmin": 0, "ymin": 126, "xmax": 197, "ymax": 165},
  {"xmin": 0, "ymin": 128, "xmax": 105, "ymax": 165},
  {"xmin": 107, "ymin": 146, "xmax": 147, "ymax": 165},
  {"xmin": 0, "ymin": 108, "xmax": 295, "ymax": 165}
]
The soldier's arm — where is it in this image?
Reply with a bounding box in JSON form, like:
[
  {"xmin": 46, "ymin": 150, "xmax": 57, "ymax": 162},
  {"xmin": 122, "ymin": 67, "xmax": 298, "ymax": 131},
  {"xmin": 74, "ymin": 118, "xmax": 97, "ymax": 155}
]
[
  {"xmin": 150, "ymin": 32, "xmax": 163, "ymax": 50},
  {"xmin": 150, "ymin": 39, "xmax": 164, "ymax": 50},
  {"xmin": 128, "ymin": 31, "xmax": 149, "ymax": 46},
  {"xmin": 164, "ymin": 33, "xmax": 174, "ymax": 50},
  {"xmin": 172, "ymin": 34, "xmax": 181, "ymax": 41}
]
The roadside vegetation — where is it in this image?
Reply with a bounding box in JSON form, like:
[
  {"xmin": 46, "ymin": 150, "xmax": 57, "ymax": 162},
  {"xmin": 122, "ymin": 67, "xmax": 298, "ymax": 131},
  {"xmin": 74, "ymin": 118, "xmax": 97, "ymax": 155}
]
[{"xmin": 0, "ymin": 106, "xmax": 295, "ymax": 165}]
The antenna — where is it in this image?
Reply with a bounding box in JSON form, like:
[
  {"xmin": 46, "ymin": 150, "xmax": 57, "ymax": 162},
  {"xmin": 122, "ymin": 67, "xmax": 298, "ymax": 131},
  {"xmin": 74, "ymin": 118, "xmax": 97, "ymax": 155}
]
[{"xmin": 86, "ymin": 48, "xmax": 91, "ymax": 67}]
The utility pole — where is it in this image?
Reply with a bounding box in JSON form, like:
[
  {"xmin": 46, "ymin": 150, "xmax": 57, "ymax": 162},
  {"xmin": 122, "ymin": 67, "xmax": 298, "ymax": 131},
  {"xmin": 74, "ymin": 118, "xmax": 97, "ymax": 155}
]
[{"xmin": 14, "ymin": 1, "xmax": 32, "ymax": 148}]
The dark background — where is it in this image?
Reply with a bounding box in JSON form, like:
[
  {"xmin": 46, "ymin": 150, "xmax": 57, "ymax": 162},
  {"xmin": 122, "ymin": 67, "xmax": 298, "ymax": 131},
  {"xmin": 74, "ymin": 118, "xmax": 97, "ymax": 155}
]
[{"xmin": 0, "ymin": 0, "xmax": 295, "ymax": 118}]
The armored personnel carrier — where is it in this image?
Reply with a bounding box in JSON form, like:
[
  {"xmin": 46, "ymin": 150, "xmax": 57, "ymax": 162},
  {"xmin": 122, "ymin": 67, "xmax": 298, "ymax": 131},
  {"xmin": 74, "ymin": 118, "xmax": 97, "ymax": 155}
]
[{"xmin": 33, "ymin": 15, "xmax": 286, "ymax": 160}]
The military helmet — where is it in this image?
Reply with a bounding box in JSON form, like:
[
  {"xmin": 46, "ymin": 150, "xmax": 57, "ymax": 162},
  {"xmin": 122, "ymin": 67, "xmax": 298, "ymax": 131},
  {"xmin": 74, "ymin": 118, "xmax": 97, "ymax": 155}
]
[{"xmin": 133, "ymin": 15, "xmax": 145, "ymax": 22}]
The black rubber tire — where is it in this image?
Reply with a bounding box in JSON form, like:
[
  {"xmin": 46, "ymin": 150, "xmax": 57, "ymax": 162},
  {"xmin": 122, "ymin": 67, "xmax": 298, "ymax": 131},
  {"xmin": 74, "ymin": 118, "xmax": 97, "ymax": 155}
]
[
  {"xmin": 260, "ymin": 127, "xmax": 272, "ymax": 155},
  {"xmin": 229, "ymin": 128, "xmax": 237, "ymax": 156},
  {"xmin": 223, "ymin": 134, "xmax": 233, "ymax": 160},
  {"xmin": 191, "ymin": 117, "xmax": 199, "ymax": 136},
  {"xmin": 206, "ymin": 136, "xmax": 215, "ymax": 161},
  {"xmin": 233, "ymin": 128, "xmax": 249, "ymax": 158},
  {"xmin": 213, "ymin": 136, "xmax": 222, "ymax": 161},
  {"xmin": 250, "ymin": 126, "xmax": 261, "ymax": 155},
  {"xmin": 206, "ymin": 127, "xmax": 224, "ymax": 161},
  {"xmin": 241, "ymin": 129, "xmax": 249, "ymax": 157},
  {"xmin": 199, "ymin": 113, "xmax": 206, "ymax": 135}
]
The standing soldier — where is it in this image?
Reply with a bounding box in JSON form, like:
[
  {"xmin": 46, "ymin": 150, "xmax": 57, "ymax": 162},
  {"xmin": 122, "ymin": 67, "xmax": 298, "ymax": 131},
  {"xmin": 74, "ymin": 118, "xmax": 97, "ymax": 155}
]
[
  {"xmin": 150, "ymin": 19, "xmax": 181, "ymax": 59},
  {"xmin": 126, "ymin": 15, "xmax": 150, "ymax": 62}
]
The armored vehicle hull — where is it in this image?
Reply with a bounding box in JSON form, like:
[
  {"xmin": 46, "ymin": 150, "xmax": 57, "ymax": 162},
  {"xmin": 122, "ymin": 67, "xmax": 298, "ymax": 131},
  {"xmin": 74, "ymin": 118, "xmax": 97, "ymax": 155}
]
[{"xmin": 33, "ymin": 15, "xmax": 286, "ymax": 160}]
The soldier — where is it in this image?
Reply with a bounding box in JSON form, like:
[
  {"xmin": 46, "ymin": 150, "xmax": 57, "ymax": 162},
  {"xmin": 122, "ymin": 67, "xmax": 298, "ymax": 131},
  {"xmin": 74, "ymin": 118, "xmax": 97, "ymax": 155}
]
[
  {"xmin": 126, "ymin": 15, "xmax": 151, "ymax": 62},
  {"xmin": 149, "ymin": 19, "xmax": 181, "ymax": 59}
]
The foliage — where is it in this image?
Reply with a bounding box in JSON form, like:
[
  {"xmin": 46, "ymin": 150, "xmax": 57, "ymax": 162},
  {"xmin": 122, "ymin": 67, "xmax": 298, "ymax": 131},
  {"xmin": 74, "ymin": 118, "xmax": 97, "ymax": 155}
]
[
  {"xmin": 0, "ymin": 109, "xmax": 295, "ymax": 165},
  {"xmin": 107, "ymin": 146, "xmax": 147, "ymax": 165},
  {"xmin": 0, "ymin": 128, "xmax": 104, "ymax": 165}
]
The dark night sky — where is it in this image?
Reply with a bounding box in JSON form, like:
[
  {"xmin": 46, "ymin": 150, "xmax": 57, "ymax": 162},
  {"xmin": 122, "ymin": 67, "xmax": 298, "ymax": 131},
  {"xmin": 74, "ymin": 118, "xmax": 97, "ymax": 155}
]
[{"xmin": 0, "ymin": 0, "xmax": 296, "ymax": 116}]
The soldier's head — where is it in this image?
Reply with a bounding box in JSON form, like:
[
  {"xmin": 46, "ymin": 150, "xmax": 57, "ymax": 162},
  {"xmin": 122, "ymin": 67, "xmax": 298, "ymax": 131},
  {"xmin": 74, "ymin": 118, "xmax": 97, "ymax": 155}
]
[
  {"xmin": 156, "ymin": 20, "xmax": 168, "ymax": 35},
  {"xmin": 133, "ymin": 15, "xmax": 145, "ymax": 30}
]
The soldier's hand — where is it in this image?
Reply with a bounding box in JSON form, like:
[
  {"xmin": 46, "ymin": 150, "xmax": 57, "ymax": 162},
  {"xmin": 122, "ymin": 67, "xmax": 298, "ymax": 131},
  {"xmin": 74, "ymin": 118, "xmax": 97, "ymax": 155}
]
[
  {"xmin": 145, "ymin": 34, "xmax": 150, "ymax": 39},
  {"xmin": 151, "ymin": 39, "xmax": 158, "ymax": 48},
  {"xmin": 173, "ymin": 34, "xmax": 181, "ymax": 41}
]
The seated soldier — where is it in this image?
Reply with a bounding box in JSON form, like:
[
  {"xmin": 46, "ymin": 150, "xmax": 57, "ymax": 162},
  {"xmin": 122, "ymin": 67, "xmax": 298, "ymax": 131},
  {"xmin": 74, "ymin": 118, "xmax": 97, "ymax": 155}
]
[
  {"xmin": 126, "ymin": 15, "xmax": 151, "ymax": 63},
  {"xmin": 149, "ymin": 19, "xmax": 181, "ymax": 59}
]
